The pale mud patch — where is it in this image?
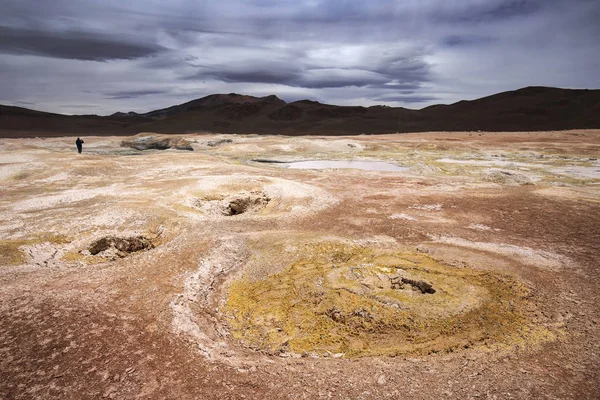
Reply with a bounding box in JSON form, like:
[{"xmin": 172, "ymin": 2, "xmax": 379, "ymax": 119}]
[
  {"xmin": 468, "ymin": 223, "xmax": 495, "ymax": 231},
  {"xmin": 266, "ymin": 138, "xmax": 366, "ymax": 153},
  {"xmin": 436, "ymin": 158, "xmax": 536, "ymax": 168},
  {"xmin": 551, "ymin": 166, "xmax": 600, "ymax": 180},
  {"xmin": 0, "ymin": 162, "xmax": 46, "ymax": 180},
  {"xmin": 87, "ymin": 207, "xmax": 146, "ymax": 228},
  {"xmin": 170, "ymin": 236, "xmax": 252, "ymax": 363},
  {"xmin": 283, "ymin": 160, "xmax": 407, "ymax": 172},
  {"xmin": 35, "ymin": 171, "xmax": 70, "ymax": 184},
  {"xmin": 389, "ymin": 213, "xmax": 417, "ymax": 221},
  {"xmin": 0, "ymin": 153, "xmax": 42, "ymax": 164},
  {"xmin": 177, "ymin": 175, "xmax": 337, "ymax": 218},
  {"xmin": 20, "ymin": 242, "xmax": 66, "ymax": 268},
  {"xmin": 409, "ymin": 203, "xmax": 443, "ymax": 211},
  {"xmin": 427, "ymin": 235, "xmax": 571, "ymax": 271},
  {"xmin": 11, "ymin": 185, "xmax": 141, "ymax": 212}
]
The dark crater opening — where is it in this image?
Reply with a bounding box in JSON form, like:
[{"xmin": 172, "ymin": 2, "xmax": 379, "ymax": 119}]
[
  {"xmin": 222, "ymin": 192, "xmax": 270, "ymax": 216},
  {"xmin": 89, "ymin": 236, "xmax": 154, "ymax": 257},
  {"xmin": 194, "ymin": 191, "xmax": 271, "ymax": 216},
  {"xmin": 390, "ymin": 276, "xmax": 436, "ymax": 294}
]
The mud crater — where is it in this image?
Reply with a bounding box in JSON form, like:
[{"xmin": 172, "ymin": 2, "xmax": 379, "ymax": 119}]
[
  {"xmin": 193, "ymin": 191, "xmax": 271, "ymax": 217},
  {"xmin": 224, "ymin": 243, "xmax": 546, "ymax": 358},
  {"xmin": 89, "ymin": 235, "xmax": 154, "ymax": 257}
]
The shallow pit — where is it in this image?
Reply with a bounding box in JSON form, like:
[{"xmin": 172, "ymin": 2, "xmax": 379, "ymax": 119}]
[{"xmin": 194, "ymin": 191, "xmax": 271, "ymax": 216}]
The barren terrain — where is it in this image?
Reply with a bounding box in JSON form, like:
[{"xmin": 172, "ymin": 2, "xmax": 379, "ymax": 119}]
[{"xmin": 1, "ymin": 130, "xmax": 599, "ymax": 399}]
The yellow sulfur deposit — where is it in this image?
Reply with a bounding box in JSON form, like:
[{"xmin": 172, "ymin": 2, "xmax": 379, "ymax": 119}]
[{"xmin": 225, "ymin": 242, "xmax": 546, "ymax": 357}]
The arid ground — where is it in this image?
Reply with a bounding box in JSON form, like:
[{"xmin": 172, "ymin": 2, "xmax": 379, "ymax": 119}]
[{"xmin": 1, "ymin": 130, "xmax": 599, "ymax": 399}]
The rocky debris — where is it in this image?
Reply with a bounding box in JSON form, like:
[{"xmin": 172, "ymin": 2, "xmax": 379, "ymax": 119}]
[
  {"xmin": 206, "ymin": 139, "xmax": 233, "ymax": 147},
  {"xmin": 482, "ymin": 169, "xmax": 534, "ymax": 185},
  {"xmin": 390, "ymin": 276, "xmax": 436, "ymax": 294},
  {"xmin": 120, "ymin": 136, "xmax": 194, "ymax": 151},
  {"xmin": 88, "ymin": 236, "xmax": 153, "ymax": 257},
  {"xmin": 350, "ymin": 308, "xmax": 374, "ymax": 322},
  {"xmin": 326, "ymin": 307, "xmax": 345, "ymax": 323}
]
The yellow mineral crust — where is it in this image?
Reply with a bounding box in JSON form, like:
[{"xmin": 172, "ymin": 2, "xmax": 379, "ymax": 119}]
[{"xmin": 225, "ymin": 242, "xmax": 548, "ymax": 357}]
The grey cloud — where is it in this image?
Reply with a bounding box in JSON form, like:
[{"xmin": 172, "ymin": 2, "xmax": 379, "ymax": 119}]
[
  {"xmin": 185, "ymin": 65, "xmax": 411, "ymax": 89},
  {"xmin": 59, "ymin": 104, "xmax": 100, "ymax": 109},
  {"xmin": 0, "ymin": 25, "xmax": 163, "ymax": 61},
  {"xmin": 105, "ymin": 89, "xmax": 170, "ymax": 100},
  {"xmin": 434, "ymin": 0, "xmax": 543, "ymax": 24},
  {"xmin": 374, "ymin": 94, "xmax": 440, "ymax": 103},
  {"xmin": 201, "ymin": 69, "xmax": 301, "ymax": 86},
  {"xmin": 443, "ymin": 35, "xmax": 495, "ymax": 47},
  {"xmin": 299, "ymin": 69, "xmax": 390, "ymax": 88},
  {"xmin": 368, "ymin": 82, "xmax": 422, "ymax": 91}
]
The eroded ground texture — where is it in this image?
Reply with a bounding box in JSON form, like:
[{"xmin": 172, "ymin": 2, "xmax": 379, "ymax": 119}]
[{"xmin": 1, "ymin": 130, "xmax": 599, "ymax": 399}]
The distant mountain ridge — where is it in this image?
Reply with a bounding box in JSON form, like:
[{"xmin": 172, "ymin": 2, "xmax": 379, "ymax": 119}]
[{"xmin": 1, "ymin": 87, "xmax": 599, "ymax": 137}]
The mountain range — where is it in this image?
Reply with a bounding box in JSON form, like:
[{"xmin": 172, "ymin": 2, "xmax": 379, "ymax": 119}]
[{"xmin": 1, "ymin": 86, "xmax": 599, "ymax": 137}]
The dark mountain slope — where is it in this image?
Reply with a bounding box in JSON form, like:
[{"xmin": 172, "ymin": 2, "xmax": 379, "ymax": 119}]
[{"xmin": 1, "ymin": 87, "xmax": 599, "ymax": 137}]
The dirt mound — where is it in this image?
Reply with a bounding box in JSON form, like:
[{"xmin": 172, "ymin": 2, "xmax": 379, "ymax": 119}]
[
  {"xmin": 120, "ymin": 135, "xmax": 193, "ymax": 151},
  {"xmin": 482, "ymin": 169, "xmax": 534, "ymax": 185},
  {"xmin": 206, "ymin": 138, "xmax": 233, "ymax": 147}
]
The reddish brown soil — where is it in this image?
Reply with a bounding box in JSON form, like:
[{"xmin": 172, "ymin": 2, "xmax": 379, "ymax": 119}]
[{"xmin": 0, "ymin": 131, "xmax": 599, "ymax": 399}]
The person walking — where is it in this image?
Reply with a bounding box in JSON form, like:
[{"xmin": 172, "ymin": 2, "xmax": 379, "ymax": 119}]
[{"xmin": 76, "ymin": 137, "xmax": 84, "ymax": 154}]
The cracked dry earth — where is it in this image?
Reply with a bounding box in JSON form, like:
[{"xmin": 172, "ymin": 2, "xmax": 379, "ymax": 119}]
[{"xmin": 1, "ymin": 130, "xmax": 599, "ymax": 399}]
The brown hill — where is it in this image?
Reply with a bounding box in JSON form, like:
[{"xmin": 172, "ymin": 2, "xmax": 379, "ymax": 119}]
[{"xmin": 1, "ymin": 87, "xmax": 599, "ymax": 137}]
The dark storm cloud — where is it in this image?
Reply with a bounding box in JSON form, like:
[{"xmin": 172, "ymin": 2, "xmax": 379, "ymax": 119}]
[
  {"xmin": 0, "ymin": 0, "xmax": 598, "ymax": 114},
  {"xmin": 206, "ymin": 70, "xmax": 300, "ymax": 85},
  {"xmin": 187, "ymin": 66, "xmax": 392, "ymax": 89},
  {"xmin": 0, "ymin": 26, "xmax": 164, "ymax": 61},
  {"xmin": 434, "ymin": 0, "xmax": 543, "ymax": 23},
  {"xmin": 442, "ymin": 35, "xmax": 495, "ymax": 47},
  {"xmin": 105, "ymin": 89, "xmax": 170, "ymax": 100}
]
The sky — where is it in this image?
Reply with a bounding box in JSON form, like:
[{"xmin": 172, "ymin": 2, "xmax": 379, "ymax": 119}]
[{"xmin": 0, "ymin": 0, "xmax": 599, "ymax": 115}]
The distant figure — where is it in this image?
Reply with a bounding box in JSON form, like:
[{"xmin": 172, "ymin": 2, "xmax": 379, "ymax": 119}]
[{"xmin": 76, "ymin": 137, "xmax": 84, "ymax": 154}]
